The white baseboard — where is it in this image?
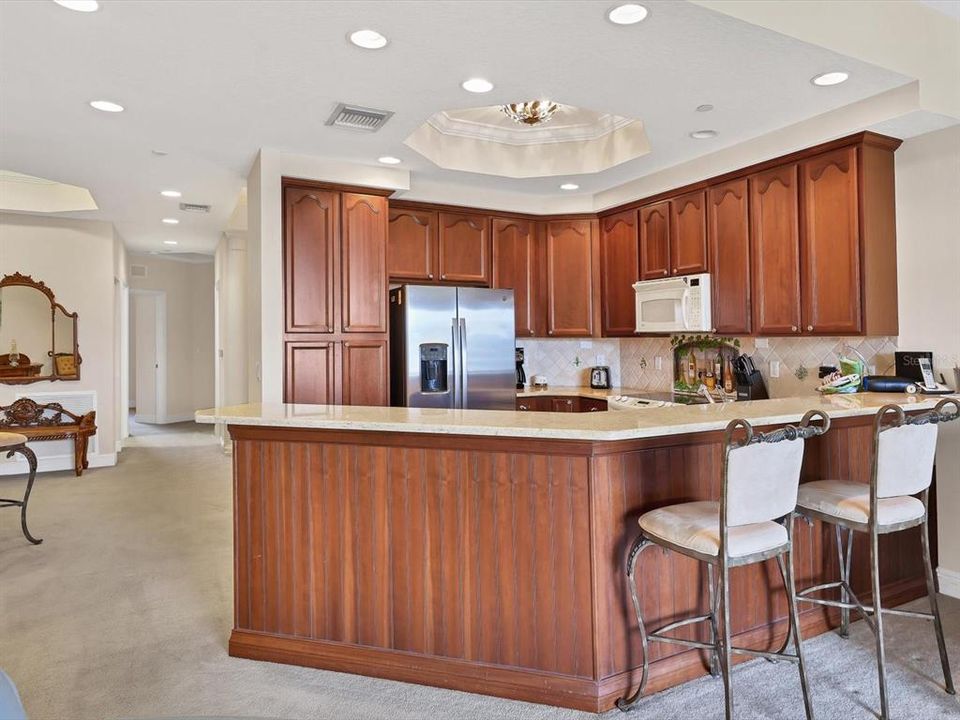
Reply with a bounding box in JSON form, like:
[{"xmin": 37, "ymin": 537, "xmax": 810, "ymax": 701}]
[
  {"xmin": 937, "ymin": 567, "xmax": 960, "ymax": 599},
  {"xmin": 0, "ymin": 451, "xmax": 117, "ymax": 476}
]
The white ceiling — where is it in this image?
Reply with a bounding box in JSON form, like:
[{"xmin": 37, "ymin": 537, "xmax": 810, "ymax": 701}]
[{"xmin": 0, "ymin": 1, "xmax": 916, "ymax": 253}]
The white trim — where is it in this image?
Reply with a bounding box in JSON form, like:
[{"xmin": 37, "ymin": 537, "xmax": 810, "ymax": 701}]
[
  {"xmin": 0, "ymin": 451, "xmax": 117, "ymax": 476},
  {"xmin": 937, "ymin": 567, "xmax": 960, "ymax": 599}
]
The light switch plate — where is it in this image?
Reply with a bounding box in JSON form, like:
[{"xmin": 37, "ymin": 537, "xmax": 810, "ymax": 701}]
[
  {"xmin": 769, "ymin": 360, "xmax": 780, "ymax": 378},
  {"xmin": 756, "ymin": 338, "xmax": 770, "ymax": 349},
  {"xmin": 655, "ymin": 356, "xmax": 663, "ymax": 370},
  {"xmin": 579, "ymin": 340, "xmax": 592, "ymax": 349},
  {"xmin": 596, "ymin": 353, "xmax": 606, "ymax": 365}
]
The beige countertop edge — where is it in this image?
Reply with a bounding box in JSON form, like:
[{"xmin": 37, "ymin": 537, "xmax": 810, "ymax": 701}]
[{"xmin": 194, "ymin": 393, "xmax": 957, "ymax": 442}]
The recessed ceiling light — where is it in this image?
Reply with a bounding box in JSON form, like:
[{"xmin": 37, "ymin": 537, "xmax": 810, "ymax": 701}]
[
  {"xmin": 378, "ymin": 156, "xmax": 401, "ymax": 165},
  {"xmin": 811, "ymin": 71, "xmax": 849, "ymax": 87},
  {"xmin": 163, "ymin": 240, "xmax": 178, "ymax": 246},
  {"xmin": 560, "ymin": 183, "xmax": 580, "ymax": 191},
  {"xmin": 161, "ymin": 218, "xmax": 179, "ymax": 225},
  {"xmin": 349, "ymin": 29, "xmax": 388, "ymax": 49},
  {"xmin": 89, "ymin": 100, "xmax": 124, "ymax": 113},
  {"xmin": 607, "ymin": 3, "xmax": 648, "ymax": 25},
  {"xmin": 689, "ymin": 130, "xmax": 718, "ymax": 139},
  {"xmin": 461, "ymin": 78, "xmax": 494, "ymax": 93},
  {"xmin": 160, "ymin": 190, "xmax": 181, "ymax": 198},
  {"xmin": 696, "ymin": 104, "xmax": 714, "ymax": 112},
  {"xmin": 54, "ymin": 0, "xmax": 99, "ymax": 11}
]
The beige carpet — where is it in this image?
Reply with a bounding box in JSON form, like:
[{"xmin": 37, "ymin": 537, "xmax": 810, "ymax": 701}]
[{"xmin": 1, "ymin": 428, "xmax": 959, "ymax": 720}]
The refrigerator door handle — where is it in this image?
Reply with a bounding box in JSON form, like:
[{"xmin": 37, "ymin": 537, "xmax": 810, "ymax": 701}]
[
  {"xmin": 459, "ymin": 317, "xmax": 468, "ymax": 409},
  {"xmin": 451, "ymin": 318, "xmax": 460, "ymax": 409}
]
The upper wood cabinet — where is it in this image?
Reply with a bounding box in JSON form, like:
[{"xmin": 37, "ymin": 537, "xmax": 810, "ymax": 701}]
[
  {"xmin": 800, "ymin": 146, "xmax": 861, "ymax": 334},
  {"xmin": 544, "ymin": 219, "xmax": 598, "ymax": 337},
  {"xmin": 669, "ymin": 190, "xmax": 708, "ymax": 275},
  {"xmin": 639, "ymin": 201, "xmax": 671, "ymax": 280},
  {"xmin": 284, "ymin": 187, "xmax": 338, "ymax": 334},
  {"xmin": 492, "ymin": 217, "xmax": 539, "ymax": 337},
  {"xmin": 708, "ymin": 179, "xmax": 751, "ymax": 335},
  {"xmin": 438, "ymin": 212, "xmax": 490, "ymax": 285},
  {"xmin": 599, "ymin": 209, "xmax": 639, "ymax": 336},
  {"xmin": 749, "ymin": 164, "xmax": 802, "ymax": 335},
  {"xmin": 388, "ymin": 208, "xmax": 437, "ymax": 282},
  {"xmin": 341, "ymin": 193, "xmax": 387, "ymax": 333}
]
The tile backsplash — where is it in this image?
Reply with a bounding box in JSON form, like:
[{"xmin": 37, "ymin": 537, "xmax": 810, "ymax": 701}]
[{"xmin": 518, "ymin": 335, "xmax": 899, "ymax": 397}]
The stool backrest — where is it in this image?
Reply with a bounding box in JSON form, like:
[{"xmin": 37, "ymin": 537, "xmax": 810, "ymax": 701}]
[
  {"xmin": 874, "ymin": 399, "xmax": 959, "ymax": 500},
  {"xmin": 723, "ymin": 411, "xmax": 831, "ymax": 527}
]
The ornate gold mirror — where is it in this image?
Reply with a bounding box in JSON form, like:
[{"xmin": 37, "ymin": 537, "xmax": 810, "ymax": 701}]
[{"xmin": 0, "ymin": 272, "xmax": 80, "ymax": 384}]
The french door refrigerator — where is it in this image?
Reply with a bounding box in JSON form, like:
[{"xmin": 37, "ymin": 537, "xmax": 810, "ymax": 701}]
[{"xmin": 389, "ymin": 285, "xmax": 516, "ymax": 410}]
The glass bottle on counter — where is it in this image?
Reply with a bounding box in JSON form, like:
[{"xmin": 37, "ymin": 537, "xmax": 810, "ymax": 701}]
[
  {"xmin": 723, "ymin": 356, "xmax": 734, "ymax": 393},
  {"xmin": 687, "ymin": 351, "xmax": 697, "ymax": 386},
  {"xmin": 714, "ymin": 349, "xmax": 722, "ymax": 379}
]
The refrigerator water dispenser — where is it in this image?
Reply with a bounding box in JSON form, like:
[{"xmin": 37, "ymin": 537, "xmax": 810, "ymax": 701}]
[{"xmin": 419, "ymin": 343, "xmax": 448, "ymax": 393}]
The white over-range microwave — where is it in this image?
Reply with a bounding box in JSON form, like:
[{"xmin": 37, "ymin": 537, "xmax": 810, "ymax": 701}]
[{"xmin": 633, "ymin": 273, "xmax": 712, "ymax": 333}]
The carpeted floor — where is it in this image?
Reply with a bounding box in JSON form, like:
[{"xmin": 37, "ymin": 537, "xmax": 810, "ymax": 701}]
[{"xmin": 1, "ymin": 428, "xmax": 958, "ymax": 720}]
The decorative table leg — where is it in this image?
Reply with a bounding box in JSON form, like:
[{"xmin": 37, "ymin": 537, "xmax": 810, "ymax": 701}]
[{"xmin": 6, "ymin": 445, "xmax": 42, "ymax": 545}]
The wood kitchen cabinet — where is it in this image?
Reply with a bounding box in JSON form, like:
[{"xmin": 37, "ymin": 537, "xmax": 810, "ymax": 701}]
[
  {"xmin": 516, "ymin": 396, "xmax": 608, "ymax": 412},
  {"xmin": 639, "ymin": 201, "xmax": 670, "ymax": 280},
  {"xmin": 749, "ymin": 164, "xmax": 802, "ymax": 335},
  {"xmin": 708, "ymin": 179, "xmax": 751, "ymax": 335},
  {"xmin": 600, "ymin": 209, "xmax": 639, "ymax": 336},
  {"xmin": 438, "ymin": 212, "xmax": 490, "ymax": 284},
  {"xmin": 544, "ymin": 219, "xmax": 599, "ymax": 337},
  {"xmin": 492, "ymin": 216, "xmax": 540, "ymax": 337},
  {"xmin": 799, "ymin": 146, "xmax": 861, "ymax": 334},
  {"xmin": 282, "ymin": 179, "xmax": 390, "ymax": 405},
  {"xmin": 669, "ymin": 190, "xmax": 708, "ymax": 275},
  {"xmin": 388, "ymin": 207, "xmax": 437, "ymax": 282}
]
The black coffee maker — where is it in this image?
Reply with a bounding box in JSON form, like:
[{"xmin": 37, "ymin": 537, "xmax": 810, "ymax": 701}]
[
  {"xmin": 734, "ymin": 354, "xmax": 768, "ymax": 400},
  {"xmin": 516, "ymin": 347, "xmax": 526, "ymax": 390}
]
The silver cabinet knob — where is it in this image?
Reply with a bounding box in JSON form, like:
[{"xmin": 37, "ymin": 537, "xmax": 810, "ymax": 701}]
[
  {"xmin": 807, "ymin": 325, "xmax": 814, "ymax": 332},
  {"xmin": 518, "ymin": 404, "xmax": 529, "ymax": 411},
  {"xmin": 662, "ymin": 269, "xmax": 668, "ymax": 275},
  {"xmin": 428, "ymin": 273, "xmax": 434, "ymax": 280},
  {"xmin": 440, "ymin": 274, "xmax": 447, "ymax": 280},
  {"xmin": 589, "ymin": 407, "xmax": 600, "ymax": 412},
  {"xmin": 673, "ymin": 268, "xmax": 678, "ymax": 273},
  {"xmin": 791, "ymin": 325, "xmax": 798, "ymax": 332}
]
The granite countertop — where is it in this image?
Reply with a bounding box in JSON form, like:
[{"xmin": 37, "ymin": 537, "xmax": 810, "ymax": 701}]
[
  {"xmin": 195, "ymin": 393, "xmax": 956, "ymax": 442},
  {"xmin": 516, "ymin": 386, "xmax": 641, "ymax": 399}
]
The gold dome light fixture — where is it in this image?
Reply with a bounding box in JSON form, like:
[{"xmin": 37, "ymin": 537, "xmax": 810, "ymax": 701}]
[{"xmin": 500, "ymin": 100, "xmax": 561, "ymax": 126}]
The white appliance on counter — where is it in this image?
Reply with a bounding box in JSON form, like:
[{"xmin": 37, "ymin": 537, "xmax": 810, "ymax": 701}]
[
  {"xmin": 633, "ymin": 272, "xmax": 712, "ymax": 333},
  {"xmin": 606, "ymin": 394, "xmax": 678, "ymax": 411}
]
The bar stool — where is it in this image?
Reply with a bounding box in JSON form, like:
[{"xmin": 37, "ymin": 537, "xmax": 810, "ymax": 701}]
[
  {"xmin": 0, "ymin": 432, "xmax": 41, "ymax": 545},
  {"xmin": 617, "ymin": 410, "xmax": 831, "ymax": 719},
  {"xmin": 795, "ymin": 399, "xmax": 958, "ymax": 719}
]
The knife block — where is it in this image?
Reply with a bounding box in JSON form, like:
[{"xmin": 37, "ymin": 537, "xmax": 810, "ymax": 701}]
[{"xmin": 736, "ymin": 370, "xmax": 769, "ymax": 401}]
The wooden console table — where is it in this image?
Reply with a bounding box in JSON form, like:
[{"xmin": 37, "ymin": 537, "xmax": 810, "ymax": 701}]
[{"xmin": 0, "ymin": 398, "xmax": 96, "ymax": 476}]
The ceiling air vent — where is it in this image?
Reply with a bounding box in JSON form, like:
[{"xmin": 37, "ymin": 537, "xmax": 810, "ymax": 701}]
[
  {"xmin": 325, "ymin": 103, "xmax": 394, "ymax": 132},
  {"xmin": 130, "ymin": 264, "xmax": 147, "ymax": 278},
  {"xmin": 179, "ymin": 202, "xmax": 211, "ymax": 213}
]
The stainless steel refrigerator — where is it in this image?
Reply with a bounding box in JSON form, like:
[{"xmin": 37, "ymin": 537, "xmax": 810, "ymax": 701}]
[{"xmin": 390, "ymin": 285, "xmax": 516, "ymax": 410}]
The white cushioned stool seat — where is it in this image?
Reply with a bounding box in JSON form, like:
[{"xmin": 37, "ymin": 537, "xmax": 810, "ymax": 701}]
[
  {"xmin": 639, "ymin": 501, "xmax": 788, "ymax": 558},
  {"xmin": 797, "ymin": 480, "xmax": 925, "ymax": 527}
]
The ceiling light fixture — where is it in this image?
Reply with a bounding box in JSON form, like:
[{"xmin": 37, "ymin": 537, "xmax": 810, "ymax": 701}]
[
  {"xmin": 160, "ymin": 190, "xmax": 181, "ymax": 198},
  {"xmin": 501, "ymin": 100, "xmax": 561, "ymax": 126},
  {"xmin": 349, "ymin": 29, "xmax": 388, "ymax": 49},
  {"xmin": 461, "ymin": 78, "xmax": 494, "ymax": 93},
  {"xmin": 559, "ymin": 183, "xmax": 579, "ymax": 191},
  {"xmin": 89, "ymin": 100, "xmax": 124, "ymax": 113},
  {"xmin": 696, "ymin": 104, "xmax": 714, "ymax": 112},
  {"xmin": 161, "ymin": 218, "xmax": 179, "ymax": 225},
  {"xmin": 378, "ymin": 156, "xmax": 401, "ymax": 165},
  {"xmin": 689, "ymin": 130, "xmax": 718, "ymax": 139},
  {"xmin": 54, "ymin": 0, "xmax": 99, "ymax": 11},
  {"xmin": 607, "ymin": 4, "xmax": 649, "ymax": 25},
  {"xmin": 811, "ymin": 71, "xmax": 849, "ymax": 86},
  {"xmin": 163, "ymin": 240, "xmax": 178, "ymax": 245}
]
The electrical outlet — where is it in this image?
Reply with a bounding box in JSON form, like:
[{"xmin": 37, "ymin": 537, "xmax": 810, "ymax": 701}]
[
  {"xmin": 756, "ymin": 338, "xmax": 769, "ymax": 349},
  {"xmin": 579, "ymin": 340, "xmax": 592, "ymax": 349},
  {"xmin": 596, "ymin": 353, "xmax": 606, "ymax": 365},
  {"xmin": 655, "ymin": 356, "xmax": 663, "ymax": 370},
  {"xmin": 769, "ymin": 360, "xmax": 780, "ymax": 378}
]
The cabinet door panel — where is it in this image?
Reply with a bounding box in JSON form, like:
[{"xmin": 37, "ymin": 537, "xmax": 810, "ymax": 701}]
[
  {"xmin": 545, "ymin": 220, "xmax": 594, "ymax": 337},
  {"xmin": 438, "ymin": 212, "xmax": 490, "ymax": 285},
  {"xmin": 800, "ymin": 147, "xmax": 861, "ymax": 334},
  {"xmin": 284, "ymin": 340, "xmax": 337, "ymax": 404},
  {"xmin": 284, "ymin": 187, "xmax": 338, "ymax": 334},
  {"xmin": 708, "ymin": 179, "xmax": 751, "ymax": 335},
  {"xmin": 600, "ymin": 210, "xmax": 639, "ymax": 336},
  {"xmin": 388, "ymin": 209, "xmax": 437, "ymax": 282},
  {"xmin": 639, "ymin": 202, "xmax": 671, "ymax": 280},
  {"xmin": 669, "ymin": 190, "xmax": 708, "ymax": 275},
  {"xmin": 492, "ymin": 217, "xmax": 538, "ymax": 337},
  {"xmin": 749, "ymin": 165, "xmax": 802, "ymax": 335},
  {"xmin": 341, "ymin": 338, "xmax": 389, "ymax": 406},
  {"xmin": 342, "ymin": 193, "xmax": 387, "ymax": 333}
]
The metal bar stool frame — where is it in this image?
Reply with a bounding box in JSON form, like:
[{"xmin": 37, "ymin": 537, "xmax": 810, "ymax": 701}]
[
  {"xmin": 795, "ymin": 398, "xmax": 958, "ymax": 719},
  {"xmin": 617, "ymin": 410, "xmax": 831, "ymax": 719},
  {"xmin": 0, "ymin": 434, "xmax": 42, "ymax": 545}
]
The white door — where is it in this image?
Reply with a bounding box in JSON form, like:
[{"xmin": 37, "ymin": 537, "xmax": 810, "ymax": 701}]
[{"xmin": 134, "ymin": 294, "xmax": 159, "ymax": 423}]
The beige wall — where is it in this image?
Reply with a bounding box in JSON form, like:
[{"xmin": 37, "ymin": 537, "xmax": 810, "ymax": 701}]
[
  {"xmin": 128, "ymin": 255, "xmax": 215, "ymax": 422},
  {"xmin": 0, "ymin": 212, "xmax": 120, "ymax": 471},
  {"xmin": 894, "ymin": 125, "xmax": 960, "ymax": 595}
]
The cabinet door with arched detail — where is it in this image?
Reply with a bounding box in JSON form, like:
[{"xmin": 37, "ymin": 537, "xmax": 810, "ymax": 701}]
[
  {"xmin": 283, "ymin": 186, "xmax": 338, "ymax": 334},
  {"xmin": 341, "ymin": 193, "xmax": 387, "ymax": 333},
  {"xmin": 437, "ymin": 212, "xmax": 490, "ymax": 285}
]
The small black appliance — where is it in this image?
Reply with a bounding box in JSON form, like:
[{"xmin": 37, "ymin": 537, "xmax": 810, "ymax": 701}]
[
  {"xmin": 516, "ymin": 347, "xmax": 526, "ymax": 390},
  {"xmin": 590, "ymin": 366, "xmax": 611, "ymax": 389}
]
